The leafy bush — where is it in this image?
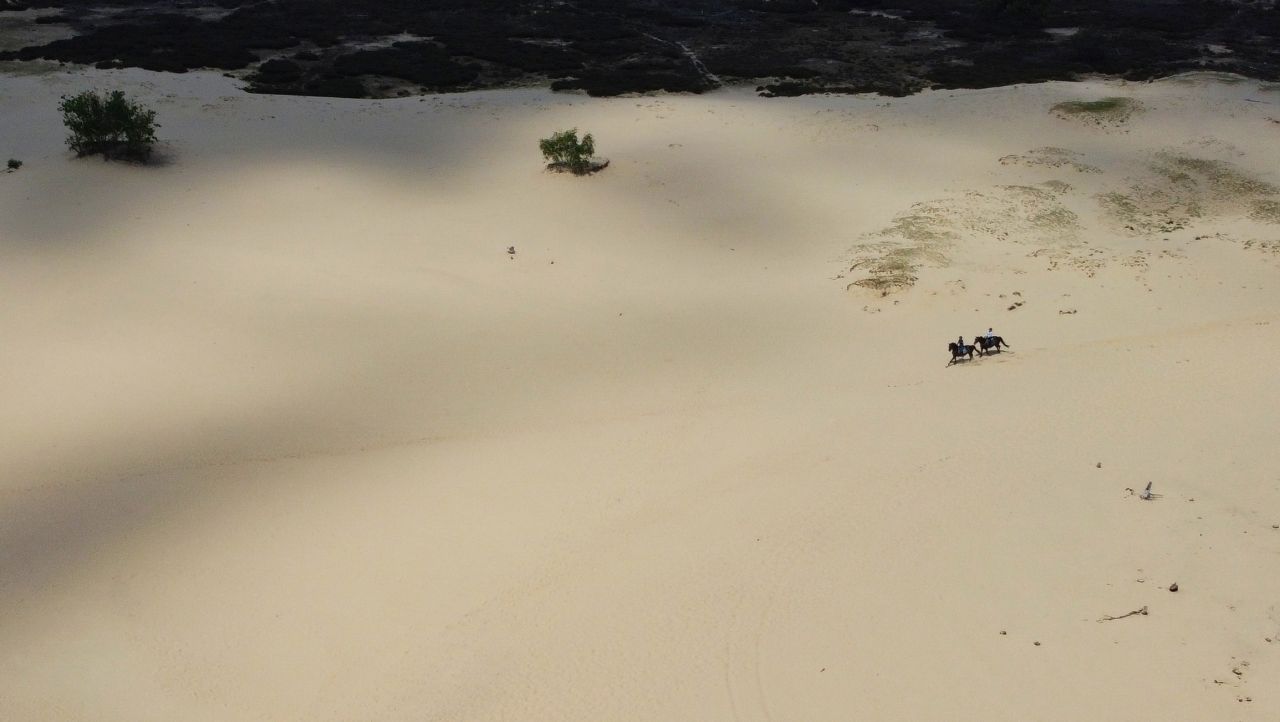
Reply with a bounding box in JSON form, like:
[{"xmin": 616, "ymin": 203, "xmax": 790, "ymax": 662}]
[
  {"xmin": 58, "ymin": 90, "xmax": 159, "ymax": 162},
  {"xmin": 5, "ymin": 159, "xmax": 20, "ymax": 171},
  {"xmin": 538, "ymin": 128, "xmax": 604, "ymax": 174}
]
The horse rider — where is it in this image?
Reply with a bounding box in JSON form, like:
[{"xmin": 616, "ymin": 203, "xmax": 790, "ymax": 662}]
[
  {"xmin": 957, "ymin": 335, "xmax": 966, "ymax": 351},
  {"xmin": 985, "ymin": 328, "xmax": 995, "ymax": 342}
]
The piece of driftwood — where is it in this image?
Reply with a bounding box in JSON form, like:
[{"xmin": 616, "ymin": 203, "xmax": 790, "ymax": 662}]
[
  {"xmin": 1098, "ymin": 605, "xmax": 1148, "ymax": 622},
  {"xmin": 1124, "ymin": 482, "xmax": 1162, "ymax": 500}
]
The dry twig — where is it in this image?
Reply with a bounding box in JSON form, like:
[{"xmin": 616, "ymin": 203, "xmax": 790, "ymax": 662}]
[{"xmin": 1098, "ymin": 605, "xmax": 1149, "ymax": 622}]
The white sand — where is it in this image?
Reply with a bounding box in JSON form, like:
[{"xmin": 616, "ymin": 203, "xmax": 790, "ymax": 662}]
[{"xmin": 2, "ymin": 68, "xmax": 1279, "ymax": 721}]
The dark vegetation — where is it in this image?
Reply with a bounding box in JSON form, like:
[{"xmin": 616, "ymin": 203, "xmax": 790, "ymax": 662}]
[
  {"xmin": 58, "ymin": 90, "xmax": 158, "ymax": 161},
  {"xmin": 2, "ymin": 1, "xmax": 1280, "ymax": 98},
  {"xmin": 6, "ymin": 159, "xmax": 21, "ymax": 171},
  {"xmin": 539, "ymin": 129, "xmax": 606, "ymax": 175}
]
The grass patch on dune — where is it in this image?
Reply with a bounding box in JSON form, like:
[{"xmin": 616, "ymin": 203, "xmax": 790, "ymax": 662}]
[
  {"xmin": 996, "ymin": 185, "xmax": 1080, "ymax": 235},
  {"xmin": 1051, "ymin": 97, "xmax": 1140, "ymax": 124},
  {"xmin": 1053, "ymin": 98, "xmax": 1127, "ymax": 114},
  {"xmin": 1249, "ymin": 199, "xmax": 1280, "ymax": 223},
  {"xmin": 1028, "ymin": 204, "xmax": 1078, "ymax": 230},
  {"xmin": 1159, "ymin": 155, "xmax": 1278, "ymax": 197},
  {"xmin": 848, "ymin": 244, "xmax": 947, "ymax": 293},
  {"xmin": 1099, "ymin": 153, "xmax": 1279, "ymax": 234},
  {"xmin": 998, "ymin": 147, "xmax": 1101, "ymax": 173},
  {"xmin": 1039, "ymin": 179, "xmax": 1074, "ymax": 194},
  {"xmin": 877, "ymin": 210, "xmax": 955, "ymax": 245},
  {"xmin": 1099, "ymin": 191, "xmax": 1197, "ymax": 233},
  {"xmin": 845, "ymin": 183, "xmax": 1077, "ymax": 295}
]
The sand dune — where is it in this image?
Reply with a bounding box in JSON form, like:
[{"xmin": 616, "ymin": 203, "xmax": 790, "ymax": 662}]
[{"xmin": 2, "ymin": 68, "xmax": 1279, "ymax": 720}]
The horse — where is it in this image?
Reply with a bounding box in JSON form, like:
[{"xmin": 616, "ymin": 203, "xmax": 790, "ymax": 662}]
[
  {"xmin": 948, "ymin": 342, "xmax": 975, "ymax": 365},
  {"xmin": 973, "ymin": 335, "xmax": 1011, "ymax": 355}
]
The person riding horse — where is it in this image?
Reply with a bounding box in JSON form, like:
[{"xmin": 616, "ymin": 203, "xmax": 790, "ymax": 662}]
[
  {"xmin": 948, "ymin": 336, "xmax": 974, "ymax": 365},
  {"xmin": 974, "ymin": 328, "xmax": 1011, "ymax": 355}
]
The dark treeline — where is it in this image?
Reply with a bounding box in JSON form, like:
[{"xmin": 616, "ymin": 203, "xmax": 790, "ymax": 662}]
[{"xmin": 2, "ymin": 0, "xmax": 1278, "ymax": 97}]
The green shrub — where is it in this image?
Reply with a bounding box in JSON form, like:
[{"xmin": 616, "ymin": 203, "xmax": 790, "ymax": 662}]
[
  {"xmin": 5, "ymin": 159, "xmax": 20, "ymax": 171},
  {"xmin": 539, "ymin": 128, "xmax": 603, "ymax": 175},
  {"xmin": 58, "ymin": 90, "xmax": 159, "ymax": 162}
]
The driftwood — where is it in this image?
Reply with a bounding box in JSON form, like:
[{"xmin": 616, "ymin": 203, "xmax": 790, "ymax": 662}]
[
  {"xmin": 1098, "ymin": 605, "xmax": 1148, "ymax": 622},
  {"xmin": 1124, "ymin": 482, "xmax": 1162, "ymax": 500}
]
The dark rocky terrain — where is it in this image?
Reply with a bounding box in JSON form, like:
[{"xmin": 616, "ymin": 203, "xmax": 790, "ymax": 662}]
[{"xmin": 2, "ymin": 0, "xmax": 1279, "ymax": 98}]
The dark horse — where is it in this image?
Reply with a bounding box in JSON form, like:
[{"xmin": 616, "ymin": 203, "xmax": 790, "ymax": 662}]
[
  {"xmin": 973, "ymin": 334, "xmax": 1011, "ymax": 355},
  {"xmin": 948, "ymin": 342, "xmax": 975, "ymax": 365}
]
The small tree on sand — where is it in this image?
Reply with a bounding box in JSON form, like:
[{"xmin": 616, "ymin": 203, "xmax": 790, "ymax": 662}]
[
  {"xmin": 539, "ymin": 128, "xmax": 605, "ymax": 174},
  {"xmin": 58, "ymin": 90, "xmax": 159, "ymax": 162}
]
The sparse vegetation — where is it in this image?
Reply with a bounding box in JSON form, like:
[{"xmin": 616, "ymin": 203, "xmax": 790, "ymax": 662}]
[
  {"xmin": 849, "ymin": 244, "xmax": 944, "ymax": 294},
  {"xmin": 846, "ymin": 184, "xmax": 1078, "ymax": 294},
  {"xmin": 1055, "ymin": 98, "xmax": 1125, "ymax": 114},
  {"xmin": 58, "ymin": 90, "xmax": 159, "ymax": 162},
  {"xmin": 5, "ymin": 159, "xmax": 20, "ymax": 171},
  {"xmin": 1099, "ymin": 154, "xmax": 1279, "ymax": 234},
  {"xmin": 1159, "ymin": 155, "xmax": 1277, "ymax": 197},
  {"xmin": 999, "ymin": 147, "xmax": 1101, "ymax": 174},
  {"xmin": 1051, "ymin": 97, "xmax": 1140, "ymax": 124},
  {"xmin": 539, "ymin": 128, "xmax": 606, "ymax": 175},
  {"xmin": 1250, "ymin": 199, "xmax": 1280, "ymax": 224}
]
